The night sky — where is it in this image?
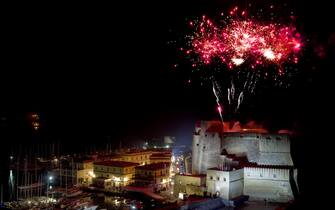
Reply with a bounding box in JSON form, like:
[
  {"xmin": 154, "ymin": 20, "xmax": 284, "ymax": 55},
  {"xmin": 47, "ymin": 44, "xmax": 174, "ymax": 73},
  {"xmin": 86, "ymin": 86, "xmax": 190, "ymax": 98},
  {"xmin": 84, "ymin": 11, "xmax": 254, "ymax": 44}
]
[
  {"xmin": 1, "ymin": 0, "xmax": 334, "ymax": 146},
  {"xmin": 0, "ymin": 1, "xmax": 334, "ymax": 207}
]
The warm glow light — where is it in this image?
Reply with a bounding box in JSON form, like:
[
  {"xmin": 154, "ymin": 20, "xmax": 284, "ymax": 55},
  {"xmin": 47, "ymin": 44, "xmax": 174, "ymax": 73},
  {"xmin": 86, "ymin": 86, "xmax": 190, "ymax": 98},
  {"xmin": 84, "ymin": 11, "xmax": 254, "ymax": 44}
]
[
  {"xmin": 88, "ymin": 171, "xmax": 96, "ymax": 178},
  {"xmin": 263, "ymin": 48, "xmax": 275, "ymax": 60},
  {"xmin": 231, "ymin": 57, "xmax": 244, "ymax": 65}
]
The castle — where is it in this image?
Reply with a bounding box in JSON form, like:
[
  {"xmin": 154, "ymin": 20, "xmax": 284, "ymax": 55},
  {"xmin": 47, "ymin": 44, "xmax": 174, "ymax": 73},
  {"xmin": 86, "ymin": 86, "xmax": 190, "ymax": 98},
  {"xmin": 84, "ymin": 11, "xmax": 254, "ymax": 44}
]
[{"xmin": 190, "ymin": 121, "xmax": 299, "ymax": 202}]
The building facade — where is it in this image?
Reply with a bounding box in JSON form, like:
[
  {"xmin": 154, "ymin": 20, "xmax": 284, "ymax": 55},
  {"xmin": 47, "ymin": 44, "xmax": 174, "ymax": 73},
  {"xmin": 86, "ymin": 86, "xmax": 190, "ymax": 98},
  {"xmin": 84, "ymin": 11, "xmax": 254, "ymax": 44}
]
[
  {"xmin": 134, "ymin": 162, "xmax": 170, "ymax": 192},
  {"xmin": 206, "ymin": 168, "xmax": 244, "ymax": 200},
  {"xmin": 93, "ymin": 161, "xmax": 138, "ymax": 192},
  {"xmin": 173, "ymin": 174, "xmax": 206, "ymax": 197},
  {"xmin": 55, "ymin": 159, "xmax": 94, "ymax": 187},
  {"xmin": 120, "ymin": 151, "xmax": 152, "ymax": 165}
]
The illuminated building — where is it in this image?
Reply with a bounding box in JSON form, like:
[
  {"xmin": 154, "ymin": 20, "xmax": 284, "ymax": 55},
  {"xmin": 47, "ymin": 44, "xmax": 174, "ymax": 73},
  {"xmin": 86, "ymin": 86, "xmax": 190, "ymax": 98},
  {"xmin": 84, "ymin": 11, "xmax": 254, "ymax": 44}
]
[
  {"xmin": 120, "ymin": 150, "xmax": 152, "ymax": 165},
  {"xmin": 190, "ymin": 121, "xmax": 298, "ymax": 202},
  {"xmin": 56, "ymin": 159, "xmax": 94, "ymax": 187},
  {"xmin": 134, "ymin": 162, "xmax": 171, "ymax": 192},
  {"xmin": 28, "ymin": 112, "xmax": 40, "ymax": 131},
  {"xmin": 93, "ymin": 161, "xmax": 138, "ymax": 192},
  {"xmin": 149, "ymin": 152, "xmax": 172, "ymax": 164},
  {"xmin": 173, "ymin": 174, "xmax": 206, "ymax": 197}
]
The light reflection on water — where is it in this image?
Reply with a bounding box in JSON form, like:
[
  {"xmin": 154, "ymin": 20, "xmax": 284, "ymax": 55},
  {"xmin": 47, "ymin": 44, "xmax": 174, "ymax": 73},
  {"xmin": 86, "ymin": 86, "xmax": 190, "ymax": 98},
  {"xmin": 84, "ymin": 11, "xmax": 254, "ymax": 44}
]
[{"xmin": 94, "ymin": 195, "xmax": 141, "ymax": 210}]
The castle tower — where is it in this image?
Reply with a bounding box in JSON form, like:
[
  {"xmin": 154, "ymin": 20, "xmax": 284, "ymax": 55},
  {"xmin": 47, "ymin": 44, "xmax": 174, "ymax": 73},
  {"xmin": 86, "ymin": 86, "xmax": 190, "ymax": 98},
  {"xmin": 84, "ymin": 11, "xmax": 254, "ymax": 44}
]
[{"xmin": 192, "ymin": 121, "xmax": 223, "ymax": 174}]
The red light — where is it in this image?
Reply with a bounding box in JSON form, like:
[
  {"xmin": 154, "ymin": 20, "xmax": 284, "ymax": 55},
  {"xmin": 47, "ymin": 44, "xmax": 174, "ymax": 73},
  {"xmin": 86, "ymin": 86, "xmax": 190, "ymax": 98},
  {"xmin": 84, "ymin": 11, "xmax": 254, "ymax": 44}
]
[{"xmin": 217, "ymin": 105, "xmax": 222, "ymax": 113}]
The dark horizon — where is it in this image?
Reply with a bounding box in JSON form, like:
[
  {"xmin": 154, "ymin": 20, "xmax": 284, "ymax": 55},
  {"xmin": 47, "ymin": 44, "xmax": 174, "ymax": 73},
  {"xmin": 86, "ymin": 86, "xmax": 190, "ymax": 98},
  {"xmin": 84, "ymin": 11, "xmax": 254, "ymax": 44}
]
[{"xmin": 0, "ymin": 1, "xmax": 334, "ymax": 208}]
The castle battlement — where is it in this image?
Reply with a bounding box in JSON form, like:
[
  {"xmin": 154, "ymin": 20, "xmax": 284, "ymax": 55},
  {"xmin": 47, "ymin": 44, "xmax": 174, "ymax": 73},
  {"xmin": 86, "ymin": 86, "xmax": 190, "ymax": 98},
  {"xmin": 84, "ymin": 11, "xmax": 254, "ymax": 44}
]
[{"xmin": 190, "ymin": 121, "xmax": 298, "ymax": 203}]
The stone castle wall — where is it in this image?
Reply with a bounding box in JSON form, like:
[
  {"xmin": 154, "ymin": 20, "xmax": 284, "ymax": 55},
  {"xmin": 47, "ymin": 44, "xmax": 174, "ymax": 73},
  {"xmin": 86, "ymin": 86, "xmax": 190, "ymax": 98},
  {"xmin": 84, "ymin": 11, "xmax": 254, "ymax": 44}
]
[
  {"xmin": 244, "ymin": 167, "xmax": 294, "ymax": 202},
  {"xmin": 192, "ymin": 132, "xmax": 221, "ymax": 174},
  {"xmin": 222, "ymin": 133, "xmax": 293, "ymax": 166}
]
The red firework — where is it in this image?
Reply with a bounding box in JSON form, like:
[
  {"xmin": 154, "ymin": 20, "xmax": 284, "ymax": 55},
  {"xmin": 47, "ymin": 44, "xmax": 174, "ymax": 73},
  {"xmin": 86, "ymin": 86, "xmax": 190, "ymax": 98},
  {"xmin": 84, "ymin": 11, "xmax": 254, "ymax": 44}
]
[{"xmin": 188, "ymin": 13, "xmax": 302, "ymax": 71}]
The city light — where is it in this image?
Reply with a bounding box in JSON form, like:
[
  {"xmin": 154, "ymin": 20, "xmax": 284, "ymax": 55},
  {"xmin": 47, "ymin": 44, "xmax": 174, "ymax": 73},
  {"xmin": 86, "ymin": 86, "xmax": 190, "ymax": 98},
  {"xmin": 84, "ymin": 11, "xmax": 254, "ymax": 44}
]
[
  {"xmin": 171, "ymin": 155, "xmax": 175, "ymax": 162},
  {"xmin": 114, "ymin": 177, "xmax": 121, "ymax": 182},
  {"xmin": 88, "ymin": 171, "xmax": 96, "ymax": 178},
  {"xmin": 49, "ymin": 176, "xmax": 53, "ymax": 181}
]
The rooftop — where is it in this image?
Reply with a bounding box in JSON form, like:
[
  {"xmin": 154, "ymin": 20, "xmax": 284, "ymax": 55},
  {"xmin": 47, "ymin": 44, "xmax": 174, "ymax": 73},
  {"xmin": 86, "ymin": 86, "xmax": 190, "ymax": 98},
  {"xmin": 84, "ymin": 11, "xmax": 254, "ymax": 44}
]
[
  {"xmin": 197, "ymin": 120, "xmax": 269, "ymax": 134},
  {"xmin": 136, "ymin": 162, "xmax": 170, "ymax": 170},
  {"xmin": 94, "ymin": 161, "xmax": 139, "ymax": 167},
  {"xmin": 208, "ymin": 164, "xmax": 293, "ymax": 171},
  {"xmin": 123, "ymin": 150, "xmax": 152, "ymax": 156},
  {"xmin": 176, "ymin": 174, "xmax": 207, "ymax": 178},
  {"xmin": 147, "ymin": 148, "xmax": 172, "ymax": 153},
  {"xmin": 150, "ymin": 153, "xmax": 171, "ymax": 158},
  {"xmin": 245, "ymin": 165, "xmax": 294, "ymax": 169}
]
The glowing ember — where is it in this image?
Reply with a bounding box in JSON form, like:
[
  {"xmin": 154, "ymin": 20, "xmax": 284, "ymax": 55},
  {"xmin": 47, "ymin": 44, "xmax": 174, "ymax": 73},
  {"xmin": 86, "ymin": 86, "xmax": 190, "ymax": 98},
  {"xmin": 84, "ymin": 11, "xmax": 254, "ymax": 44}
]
[
  {"xmin": 231, "ymin": 57, "xmax": 245, "ymax": 65},
  {"xmin": 263, "ymin": 49, "xmax": 275, "ymax": 60},
  {"xmin": 217, "ymin": 105, "xmax": 222, "ymax": 113}
]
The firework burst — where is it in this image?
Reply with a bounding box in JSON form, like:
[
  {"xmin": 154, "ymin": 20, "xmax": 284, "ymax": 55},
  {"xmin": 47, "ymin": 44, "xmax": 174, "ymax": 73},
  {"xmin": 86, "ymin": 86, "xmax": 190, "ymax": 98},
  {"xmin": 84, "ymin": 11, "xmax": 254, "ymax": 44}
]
[
  {"xmin": 177, "ymin": 5, "xmax": 303, "ymax": 118},
  {"xmin": 188, "ymin": 13, "xmax": 302, "ymax": 70}
]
